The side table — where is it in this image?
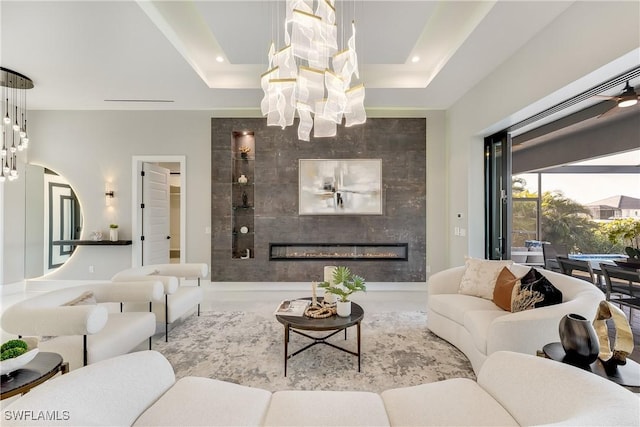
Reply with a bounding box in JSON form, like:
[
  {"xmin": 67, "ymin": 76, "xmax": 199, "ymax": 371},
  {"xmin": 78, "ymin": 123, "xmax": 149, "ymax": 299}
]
[
  {"xmin": 542, "ymin": 342, "xmax": 640, "ymax": 392},
  {"xmin": 1, "ymin": 352, "xmax": 69, "ymax": 400}
]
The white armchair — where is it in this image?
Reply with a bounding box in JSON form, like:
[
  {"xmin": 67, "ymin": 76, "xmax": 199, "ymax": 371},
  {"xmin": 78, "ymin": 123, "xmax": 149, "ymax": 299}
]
[
  {"xmin": 1, "ymin": 281, "xmax": 163, "ymax": 370},
  {"xmin": 112, "ymin": 263, "xmax": 208, "ymax": 341}
]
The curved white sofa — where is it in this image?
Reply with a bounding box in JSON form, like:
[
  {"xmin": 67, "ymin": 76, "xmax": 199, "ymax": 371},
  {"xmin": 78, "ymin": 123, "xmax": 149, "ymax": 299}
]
[
  {"xmin": 427, "ymin": 263, "xmax": 605, "ymax": 373},
  {"xmin": 3, "ymin": 350, "xmax": 638, "ymax": 426},
  {"xmin": 1, "ymin": 282, "xmax": 163, "ymax": 371},
  {"xmin": 112, "ymin": 263, "xmax": 208, "ymax": 341}
]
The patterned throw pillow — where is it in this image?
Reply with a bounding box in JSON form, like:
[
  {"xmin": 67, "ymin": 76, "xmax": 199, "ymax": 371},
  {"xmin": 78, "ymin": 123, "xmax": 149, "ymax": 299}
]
[
  {"xmin": 511, "ymin": 268, "xmax": 563, "ymax": 312},
  {"xmin": 458, "ymin": 257, "xmax": 514, "ymax": 300},
  {"xmin": 493, "ymin": 267, "xmax": 521, "ymax": 311}
]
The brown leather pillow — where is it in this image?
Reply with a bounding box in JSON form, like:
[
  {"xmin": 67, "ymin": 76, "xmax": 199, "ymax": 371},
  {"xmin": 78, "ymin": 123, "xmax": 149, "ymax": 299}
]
[{"xmin": 493, "ymin": 267, "xmax": 520, "ymax": 311}]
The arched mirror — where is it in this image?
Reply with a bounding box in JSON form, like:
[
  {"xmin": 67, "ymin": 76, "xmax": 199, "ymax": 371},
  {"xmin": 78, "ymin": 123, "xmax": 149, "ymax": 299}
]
[{"xmin": 24, "ymin": 164, "xmax": 82, "ymax": 278}]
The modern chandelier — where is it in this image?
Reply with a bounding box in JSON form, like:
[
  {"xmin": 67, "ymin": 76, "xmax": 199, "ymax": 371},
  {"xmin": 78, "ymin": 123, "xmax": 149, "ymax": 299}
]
[
  {"xmin": 1, "ymin": 67, "xmax": 33, "ymax": 182},
  {"xmin": 260, "ymin": 0, "xmax": 366, "ymax": 141}
]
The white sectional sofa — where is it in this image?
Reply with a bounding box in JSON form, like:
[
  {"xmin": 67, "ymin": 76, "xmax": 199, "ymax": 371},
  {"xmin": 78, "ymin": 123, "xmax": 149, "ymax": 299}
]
[
  {"xmin": 3, "ymin": 350, "xmax": 638, "ymax": 426},
  {"xmin": 111, "ymin": 263, "xmax": 208, "ymax": 341},
  {"xmin": 1, "ymin": 282, "xmax": 163, "ymax": 370},
  {"xmin": 427, "ymin": 262, "xmax": 605, "ymax": 373}
]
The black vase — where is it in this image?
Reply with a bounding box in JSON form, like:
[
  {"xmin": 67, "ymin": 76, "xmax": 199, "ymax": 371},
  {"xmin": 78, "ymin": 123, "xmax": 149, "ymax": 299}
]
[{"xmin": 559, "ymin": 313, "xmax": 599, "ymax": 365}]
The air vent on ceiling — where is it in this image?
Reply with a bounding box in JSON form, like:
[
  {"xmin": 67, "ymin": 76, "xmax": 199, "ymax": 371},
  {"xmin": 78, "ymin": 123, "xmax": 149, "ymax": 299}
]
[
  {"xmin": 507, "ymin": 66, "xmax": 640, "ymax": 133},
  {"xmin": 104, "ymin": 99, "xmax": 174, "ymax": 103}
]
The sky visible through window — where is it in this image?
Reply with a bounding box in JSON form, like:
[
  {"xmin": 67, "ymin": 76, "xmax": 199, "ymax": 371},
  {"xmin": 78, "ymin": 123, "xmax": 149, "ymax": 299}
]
[{"xmin": 516, "ymin": 149, "xmax": 640, "ymax": 205}]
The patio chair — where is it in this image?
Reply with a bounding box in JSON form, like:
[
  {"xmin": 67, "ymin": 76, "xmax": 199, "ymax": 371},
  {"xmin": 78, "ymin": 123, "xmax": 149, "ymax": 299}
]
[
  {"xmin": 542, "ymin": 243, "xmax": 567, "ymax": 272},
  {"xmin": 557, "ymin": 256, "xmax": 599, "ymax": 289},
  {"xmin": 599, "ymin": 263, "xmax": 640, "ymax": 322}
]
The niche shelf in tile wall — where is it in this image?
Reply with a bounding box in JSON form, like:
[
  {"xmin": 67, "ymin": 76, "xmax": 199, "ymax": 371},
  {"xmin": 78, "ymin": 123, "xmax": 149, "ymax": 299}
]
[{"xmin": 231, "ymin": 131, "xmax": 255, "ymax": 259}]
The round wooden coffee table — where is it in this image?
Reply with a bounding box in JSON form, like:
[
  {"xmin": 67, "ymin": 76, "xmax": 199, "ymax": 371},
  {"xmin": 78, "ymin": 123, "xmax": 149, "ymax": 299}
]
[
  {"xmin": 275, "ymin": 298, "xmax": 364, "ymax": 377},
  {"xmin": 1, "ymin": 352, "xmax": 68, "ymax": 400}
]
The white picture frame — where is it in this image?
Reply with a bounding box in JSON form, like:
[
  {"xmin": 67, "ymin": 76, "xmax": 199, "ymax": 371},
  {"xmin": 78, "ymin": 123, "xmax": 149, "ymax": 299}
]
[{"xmin": 299, "ymin": 159, "xmax": 383, "ymax": 215}]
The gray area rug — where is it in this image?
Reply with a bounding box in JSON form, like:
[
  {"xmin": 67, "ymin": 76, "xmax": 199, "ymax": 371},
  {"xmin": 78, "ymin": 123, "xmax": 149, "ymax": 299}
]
[{"xmin": 153, "ymin": 311, "xmax": 475, "ymax": 393}]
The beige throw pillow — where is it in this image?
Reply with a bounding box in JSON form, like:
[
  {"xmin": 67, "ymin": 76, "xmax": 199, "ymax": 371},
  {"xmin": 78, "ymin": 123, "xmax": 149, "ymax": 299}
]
[{"xmin": 458, "ymin": 257, "xmax": 513, "ymax": 300}]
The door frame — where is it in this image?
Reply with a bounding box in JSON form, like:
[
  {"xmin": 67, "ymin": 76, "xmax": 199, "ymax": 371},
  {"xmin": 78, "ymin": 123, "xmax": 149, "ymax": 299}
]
[
  {"xmin": 484, "ymin": 132, "xmax": 512, "ymax": 260},
  {"xmin": 131, "ymin": 155, "xmax": 186, "ymax": 267}
]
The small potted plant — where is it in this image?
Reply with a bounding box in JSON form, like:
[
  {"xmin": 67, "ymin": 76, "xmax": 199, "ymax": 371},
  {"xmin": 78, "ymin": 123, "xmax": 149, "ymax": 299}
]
[
  {"xmin": 318, "ymin": 266, "xmax": 366, "ymax": 317},
  {"xmin": 109, "ymin": 224, "xmax": 119, "ymax": 242}
]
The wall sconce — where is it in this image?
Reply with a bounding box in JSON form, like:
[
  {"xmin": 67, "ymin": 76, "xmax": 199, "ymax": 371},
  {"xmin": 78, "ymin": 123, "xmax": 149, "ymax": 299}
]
[{"xmin": 105, "ymin": 183, "xmax": 115, "ymax": 206}]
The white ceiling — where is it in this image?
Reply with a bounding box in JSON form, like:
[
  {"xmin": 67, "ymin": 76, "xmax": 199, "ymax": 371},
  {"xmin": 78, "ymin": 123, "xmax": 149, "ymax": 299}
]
[{"xmin": 2, "ymin": 0, "xmax": 586, "ymax": 112}]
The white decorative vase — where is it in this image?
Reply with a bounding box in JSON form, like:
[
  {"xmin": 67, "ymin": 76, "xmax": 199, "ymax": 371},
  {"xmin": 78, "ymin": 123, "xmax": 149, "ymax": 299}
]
[
  {"xmin": 109, "ymin": 229, "xmax": 118, "ymax": 242},
  {"xmin": 336, "ymin": 301, "xmax": 351, "ymax": 317},
  {"xmin": 238, "ymin": 174, "xmax": 248, "ymax": 184}
]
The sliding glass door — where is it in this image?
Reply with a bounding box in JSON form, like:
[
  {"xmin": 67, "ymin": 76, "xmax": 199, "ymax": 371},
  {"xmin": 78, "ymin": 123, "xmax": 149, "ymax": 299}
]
[{"xmin": 484, "ymin": 132, "xmax": 512, "ymax": 260}]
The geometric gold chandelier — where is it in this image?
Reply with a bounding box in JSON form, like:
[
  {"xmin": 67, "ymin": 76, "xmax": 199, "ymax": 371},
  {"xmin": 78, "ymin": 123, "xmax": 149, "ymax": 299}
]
[
  {"xmin": 260, "ymin": 0, "xmax": 366, "ymax": 142},
  {"xmin": 1, "ymin": 67, "xmax": 34, "ymax": 182}
]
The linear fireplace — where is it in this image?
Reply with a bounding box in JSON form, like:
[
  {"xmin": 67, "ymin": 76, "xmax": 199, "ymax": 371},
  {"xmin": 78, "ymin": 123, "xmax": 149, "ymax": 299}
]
[{"xmin": 269, "ymin": 243, "xmax": 408, "ymax": 261}]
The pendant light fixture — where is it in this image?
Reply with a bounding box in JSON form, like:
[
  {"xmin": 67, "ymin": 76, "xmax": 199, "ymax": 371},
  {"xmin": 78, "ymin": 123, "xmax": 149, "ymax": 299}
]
[
  {"xmin": 260, "ymin": 0, "xmax": 366, "ymax": 141},
  {"xmin": 0, "ymin": 67, "xmax": 34, "ymax": 183}
]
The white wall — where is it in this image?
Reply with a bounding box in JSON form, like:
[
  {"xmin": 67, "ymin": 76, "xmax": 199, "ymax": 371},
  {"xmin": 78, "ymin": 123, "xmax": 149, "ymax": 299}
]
[
  {"xmin": 21, "ymin": 111, "xmax": 212, "ymax": 280},
  {"xmin": 446, "ymin": 1, "xmax": 640, "ymax": 267},
  {"xmin": 2, "ymin": 164, "xmax": 26, "ymax": 284}
]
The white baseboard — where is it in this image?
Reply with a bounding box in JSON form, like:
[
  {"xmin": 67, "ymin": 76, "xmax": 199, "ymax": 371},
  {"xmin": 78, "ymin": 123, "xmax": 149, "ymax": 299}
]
[{"xmin": 1, "ymin": 281, "xmax": 25, "ymax": 296}]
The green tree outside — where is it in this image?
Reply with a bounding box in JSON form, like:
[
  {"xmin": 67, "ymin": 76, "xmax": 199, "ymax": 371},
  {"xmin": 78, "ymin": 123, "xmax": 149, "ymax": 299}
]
[{"xmin": 511, "ymin": 177, "xmax": 634, "ymax": 254}]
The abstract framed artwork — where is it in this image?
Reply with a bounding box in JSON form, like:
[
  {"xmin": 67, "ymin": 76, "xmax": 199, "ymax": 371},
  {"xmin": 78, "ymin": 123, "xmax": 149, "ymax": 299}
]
[{"xmin": 299, "ymin": 159, "xmax": 383, "ymax": 215}]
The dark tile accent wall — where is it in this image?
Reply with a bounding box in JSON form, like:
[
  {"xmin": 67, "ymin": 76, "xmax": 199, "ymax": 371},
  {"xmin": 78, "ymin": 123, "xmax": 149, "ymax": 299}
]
[{"xmin": 211, "ymin": 118, "xmax": 426, "ymax": 282}]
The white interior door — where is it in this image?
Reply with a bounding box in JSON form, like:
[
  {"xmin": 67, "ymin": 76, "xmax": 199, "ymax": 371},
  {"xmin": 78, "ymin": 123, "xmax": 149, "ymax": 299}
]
[{"xmin": 142, "ymin": 162, "xmax": 170, "ymax": 265}]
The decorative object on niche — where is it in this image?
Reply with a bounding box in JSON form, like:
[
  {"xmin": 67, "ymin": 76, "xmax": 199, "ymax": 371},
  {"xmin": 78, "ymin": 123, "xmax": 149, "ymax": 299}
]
[
  {"xmin": 559, "ymin": 313, "xmax": 599, "ymax": 366},
  {"xmin": 109, "ymin": 224, "xmax": 118, "ymax": 242},
  {"xmin": 318, "ymin": 266, "xmax": 366, "ymax": 317},
  {"xmin": 91, "ymin": 231, "xmax": 103, "ymax": 242},
  {"xmin": 240, "ymin": 226, "xmax": 249, "ymax": 234},
  {"xmin": 238, "ymin": 174, "xmax": 248, "ymax": 184},
  {"xmin": 299, "ymin": 159, "xmax": 382, "ymax": 215},
  {"xmin": 242, "ymin": 191, "xmax": 249, "ymax": 207},
  {"xmin": 241, "ymin": 249, "xmax": 251, "ymax": 259},
  {"xmin": 259, "ymin": 0, "xmax": 366, "ymax": 141},
  {"xmin": 1, "ymin": 67, "xmax": 33, "ymax": 182},
  {"xmin": 593, "ymin": 300, "xmax": 634, "ymax": 367},
  {"xmin": 239, "ymin": 146, "xmax": 251, "ymax": 159}
]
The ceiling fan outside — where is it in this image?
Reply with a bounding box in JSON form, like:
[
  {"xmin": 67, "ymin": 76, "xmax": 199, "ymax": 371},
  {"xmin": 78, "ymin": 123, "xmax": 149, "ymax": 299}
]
[{"xmin": 593, "ymin": 81, "xmax": 639, "ymax": 118}]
